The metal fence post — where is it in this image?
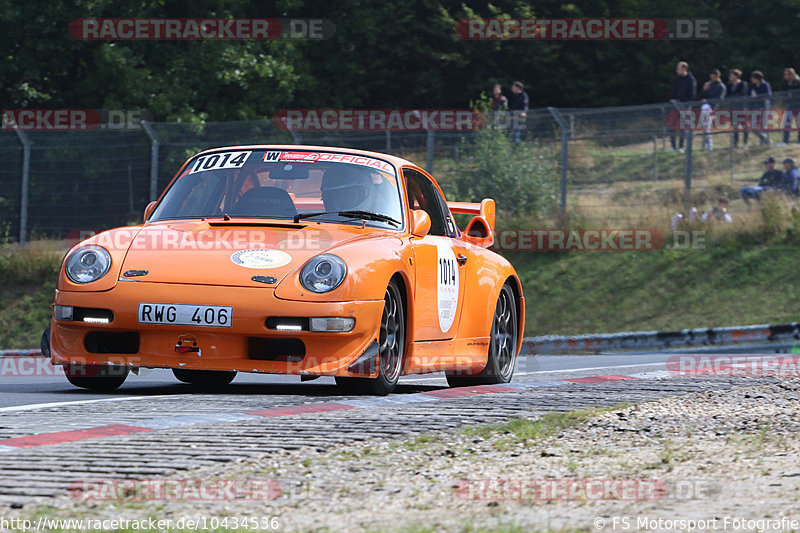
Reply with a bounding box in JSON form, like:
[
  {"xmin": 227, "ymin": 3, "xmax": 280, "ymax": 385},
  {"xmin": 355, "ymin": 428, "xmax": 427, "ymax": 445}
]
[
  {"xmin": 547, "ymin": 107, "xmax": 569, "ymax": 213},
  {"xmin": 14, "ymin": 127, "xmax": 31, "ymax": 247},
  {"xmin": 652, "ymin": 136, "xmax": 658, "ymax": 181},
  {"xmin": 670, "ymin": 100, "xmax": 693, "ymax": 197},
  {"xmin": 684, "ymin": 130, "xmax": 693, "ymax": 194},
  {"xmin": 425, "ymin": 129, "xmax": 434, "ymax": 172},
  {"xmin": 141, "ymin": 121, "xmax": 159, "ymax": 202}
]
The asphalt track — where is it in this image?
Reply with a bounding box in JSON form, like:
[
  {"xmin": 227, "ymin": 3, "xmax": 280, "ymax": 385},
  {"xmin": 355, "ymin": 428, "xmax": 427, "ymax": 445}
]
[
  {"xmin": 0, "ymin": 346, "xmax": 792, "ymax": 507},
  {"xmin": 2, "ymin": 342, "xmax": 793, "ymax": 409},
  {"xmin": 0, "ymin": 354, "xmax": 674, "ymax": 410}
]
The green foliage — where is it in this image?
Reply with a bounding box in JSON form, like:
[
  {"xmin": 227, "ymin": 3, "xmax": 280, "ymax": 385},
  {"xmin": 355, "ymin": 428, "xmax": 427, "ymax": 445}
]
[
  {"xmin": 0, "ymin": 248, "xmax": 61, "ymax": 286},
  {"xmin": 514, "ymin": 240, "xmax": 800, "ymax": 336},
  {"xmin": 452, "ymin": 99, "xmax": 557, "ymax": 218},
  {"xmin": 0, "ymin": 249, "xmax": 61, "ymax": 348},
  {"xmin": 3, "ymin": 0, "xmax": 800, "ymax": 115}
]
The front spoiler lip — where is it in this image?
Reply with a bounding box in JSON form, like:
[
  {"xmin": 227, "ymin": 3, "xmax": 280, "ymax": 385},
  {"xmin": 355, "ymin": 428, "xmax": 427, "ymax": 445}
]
[{"xmin": 51, "ymin": 281, "xmax": 385, "ymax": 378}]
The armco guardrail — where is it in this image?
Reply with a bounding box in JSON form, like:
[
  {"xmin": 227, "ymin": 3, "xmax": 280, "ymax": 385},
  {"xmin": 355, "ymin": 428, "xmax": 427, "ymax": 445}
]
[
  {"xmin": 3, "ymin": 323, "xmax": 800, "ymax": 358},
  {"xmin": 522, "ymin": 323, "xmax": 800, "ymax": 355},
  {"xmin": 0, "ymin": 349, "xmax": 42, "ymax": 357}
]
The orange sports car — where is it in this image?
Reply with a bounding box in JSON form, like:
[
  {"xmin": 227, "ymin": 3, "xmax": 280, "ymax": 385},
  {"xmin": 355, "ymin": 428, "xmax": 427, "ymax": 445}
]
[{"xmin": 43, "ymin": 146, "xmax": 524, "ymax": 395}]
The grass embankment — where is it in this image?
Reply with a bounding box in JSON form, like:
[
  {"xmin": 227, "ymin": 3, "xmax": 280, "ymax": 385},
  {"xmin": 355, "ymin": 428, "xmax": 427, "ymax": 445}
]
[
  {"xmin": 2, "ymin": 234, "xmax": 800, "ymax": 347},
  {"xmin": 512, "ymin": 239, "xmax": 800, "ymax": 335},
  {"xmin": 4, "ymin": 139, "xmax": 800, "ymax": 346},
  {"xmin": 0, "ymin": 245, "xmax": 63, "ymax": 349}
]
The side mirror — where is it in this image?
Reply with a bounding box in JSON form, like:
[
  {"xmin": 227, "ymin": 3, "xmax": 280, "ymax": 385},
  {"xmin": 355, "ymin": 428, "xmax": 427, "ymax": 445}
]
[
  {"xmin": 143, "ymin": 201, "xmax": 157, "ymax": 223},
  {"xmin": 463, "ymin": 216, "xmax": 494, "ymax": 248},
  {"xmin": 410, "ymin": 209, "xmax": 431, "ymax": 237}
]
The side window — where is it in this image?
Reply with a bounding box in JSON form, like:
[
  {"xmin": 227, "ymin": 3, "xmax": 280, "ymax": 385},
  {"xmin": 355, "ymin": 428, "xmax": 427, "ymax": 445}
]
[{"xmin": 403, "ymin": 169, "xmax": 455, "ymax": 237}]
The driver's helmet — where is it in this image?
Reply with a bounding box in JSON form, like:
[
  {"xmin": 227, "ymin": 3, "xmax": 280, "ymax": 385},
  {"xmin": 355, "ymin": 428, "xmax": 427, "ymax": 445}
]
[{"xmin": 321, "ymin": 165, "xmax": 376, "ymax": 212}]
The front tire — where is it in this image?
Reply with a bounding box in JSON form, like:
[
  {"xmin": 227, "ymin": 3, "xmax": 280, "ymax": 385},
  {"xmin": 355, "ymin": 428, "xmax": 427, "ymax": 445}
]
[
  {"xmin": 447, "ymin": 283, "xmax": 518, "ymax": 388},
  {"xmin": 64, "ymin": 363, "xmax": 129, "ymax": 391},
  {"xmin": 336, "ymin": 279, "xmax": 405, "ymax": 396},
  {"xmin": 172, "ymin": 368, "xmax": 237, "ymax": 387}
]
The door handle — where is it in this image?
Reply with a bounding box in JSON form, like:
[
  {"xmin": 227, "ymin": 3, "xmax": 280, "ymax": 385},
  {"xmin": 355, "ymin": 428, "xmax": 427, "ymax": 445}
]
[{"xmin": 456, "ymin": 254, "xmax": 468, "ymax": 265}]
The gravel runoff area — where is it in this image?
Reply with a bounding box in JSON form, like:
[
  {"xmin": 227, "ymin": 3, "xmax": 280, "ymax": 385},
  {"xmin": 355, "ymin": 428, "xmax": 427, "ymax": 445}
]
[{"xmin": 9, "ymin": 379, "xmax": 800, "ymax": 532}]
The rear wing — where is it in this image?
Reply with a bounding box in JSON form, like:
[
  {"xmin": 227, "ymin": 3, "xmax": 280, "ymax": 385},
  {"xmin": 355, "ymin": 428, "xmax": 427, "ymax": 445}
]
[
  {"xmin": 447, "ymin": 199, "xmax": 495, "ymax": 232},
  {"xmin": 447, "ymin": 199, "xmax": 496, "ymax": 248}
]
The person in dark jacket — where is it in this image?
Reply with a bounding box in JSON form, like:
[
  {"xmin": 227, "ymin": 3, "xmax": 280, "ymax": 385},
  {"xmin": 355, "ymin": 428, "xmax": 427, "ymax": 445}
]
[
  {"xmin": 782, "ymin": 158, "xmax": 799, "ymax": 195},
  {"xmin": 670, "ymin": 61, "xmax": 697, "ymax": 151},
  {"xmin": 727, "ymin": 69, "xmax": 749, "ymax": 148},
  {"xmin": 702, "ymin": 69, "xmax": 727, "ymax": 101},
  {"xmin": 780, "ymin": 67, "xmax": 800, "ymax": 145},
  {"xmin": 750, "ymin": 70, "xmax": 772, "ymax": 145},
  {"xmin": 507, "ymin": 81, "xmax": 528, "ymax": 144},
  {"xmin": 740, "ymin": 156, "xmax": 784, "ymax": 203}
]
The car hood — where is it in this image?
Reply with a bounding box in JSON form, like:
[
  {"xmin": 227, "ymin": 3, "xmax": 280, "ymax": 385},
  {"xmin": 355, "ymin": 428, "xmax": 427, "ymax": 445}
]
[{"xmin": 119, "ymin": 220, "xmax": 387, "ymax": 288}]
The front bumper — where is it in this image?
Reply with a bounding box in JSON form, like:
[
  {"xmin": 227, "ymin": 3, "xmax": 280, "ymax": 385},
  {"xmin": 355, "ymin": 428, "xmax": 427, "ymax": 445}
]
[{"xmin": 50, "ymin": 282, "xmax": 384, "ymax": 377}]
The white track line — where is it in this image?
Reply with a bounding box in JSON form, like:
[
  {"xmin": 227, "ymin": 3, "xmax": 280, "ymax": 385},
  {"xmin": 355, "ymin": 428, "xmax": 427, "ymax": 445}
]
[
  {"xmin": 0, "ymin": 395, "xmax": 174, "ymax": 413},
  {"xmin": 402, "ymin": 361, "xmax": 667, "ymax": 382},
  {"xmin": 2, "ymin": 363, "xmax": 670, "ymax": 411}
]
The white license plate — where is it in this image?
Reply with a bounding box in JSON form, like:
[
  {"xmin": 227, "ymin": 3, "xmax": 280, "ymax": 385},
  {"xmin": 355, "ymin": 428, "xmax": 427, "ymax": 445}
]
[{"xmin": 137, "ymin": 303, "xmax": 232, "ymax": 327}]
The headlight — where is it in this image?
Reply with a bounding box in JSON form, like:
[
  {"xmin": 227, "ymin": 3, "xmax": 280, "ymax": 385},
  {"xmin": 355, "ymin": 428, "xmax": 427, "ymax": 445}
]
[
  {"xmin": 65, "ymin": 245, "xmax": 111, "ymax": 284},
  {"xmin": 300, "ymin": 254, "xmax": 347, "ymax": 293}
]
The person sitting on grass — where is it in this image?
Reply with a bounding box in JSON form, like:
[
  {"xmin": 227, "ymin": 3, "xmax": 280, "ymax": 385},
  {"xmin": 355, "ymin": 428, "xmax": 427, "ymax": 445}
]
[
  {"xmin": 740, "ymin": 156, "xmax": 784, "ymax": 203},
  {"xmin": 702, "ymin": 196, "xmax": 733, "ymax": 224},
  {"xmin": 782, "ymin": 157, "xmax": 799, "ymax": 196},
  {"xmin": 671, "ymin": 207, "xmax": 700, "ymax": 230}
]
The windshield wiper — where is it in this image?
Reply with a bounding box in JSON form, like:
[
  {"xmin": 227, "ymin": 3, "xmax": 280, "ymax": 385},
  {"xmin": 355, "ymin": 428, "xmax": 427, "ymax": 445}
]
[
  {"xmin": 293, "ymin": 210, "xmax": 401, "ymax": 227},
  {"xmin": 202, "ymin": 213, "xmax": 232, "ymax": 221}
]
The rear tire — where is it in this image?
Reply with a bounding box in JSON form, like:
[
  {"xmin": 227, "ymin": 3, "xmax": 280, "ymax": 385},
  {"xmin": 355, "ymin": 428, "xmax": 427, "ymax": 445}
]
[
  {"xmin": 172, "ymin": 368, "xmax": 237, "ymax": 387},
  {"xmin": 64, "ymin": 363, "xmax": 129, "ymax": 391},
  {"xmin": 336, "ymin": 279, "xmax": 405, "ymax": 396},
  {"xmin": 446, "ymin": 283, "xmax": 518, "ymax": 388}
]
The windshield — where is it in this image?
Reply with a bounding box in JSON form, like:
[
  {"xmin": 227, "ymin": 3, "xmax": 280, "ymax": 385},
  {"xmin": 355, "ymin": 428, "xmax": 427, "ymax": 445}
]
[{"xmin": 150, "ymin": 149, "xmax": 404, "ymax": 230}]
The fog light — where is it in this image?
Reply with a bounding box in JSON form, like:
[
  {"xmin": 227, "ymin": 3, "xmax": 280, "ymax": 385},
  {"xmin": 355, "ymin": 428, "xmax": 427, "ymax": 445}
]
[
  {"xmin": 309, "ymin": 317, "xmax": 355, "ymax": 332},
  {"xmin": 82, "ymin": 316, "xmax": 110, "ymax": 324},
  {"xmin": 275, "ymin": 323, "xmax": 303, "ymax": 331},
  {"xmin": 54, "ymin": 305, "xmax": 74, "ymax": 321}
]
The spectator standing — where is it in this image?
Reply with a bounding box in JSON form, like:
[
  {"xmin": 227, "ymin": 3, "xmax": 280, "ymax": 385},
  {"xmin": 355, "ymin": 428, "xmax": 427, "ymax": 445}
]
[
  {"xmin": 702, "ymin": 69, "xmax": 727, "ymax": 101},
  {"xmin": 491, "ymin": 83, "xmax": 508, "ymax": 111},
  {"xmin": 727, "ymin": 69, "xmax": 749, "ymax": 148},
  {"xmin": 750, "ymin": 70, "xmax": 772, "ymax": 145},
  {"xmin": 699, "ymin": 101, "xmax": 714, "ymax": 151},
  {"xmin": 669, "ymin": 61, "xmax": 697, "ymax": 152},
  {"xmin": 740, "ymin": 156, "xmax": 784, "ymax": 203},
  {"xmin": 507, "ymin": 81, "xmax": 529, "ymax": 145},
  {"xmin": 699, "ymin": 70, "xmax": 725, "ymax": 152},
  {"xmin": 489, "ymin": 83, "xmax": 508, "ymax": 130},
  {"xmin": 779, "ymin": 67, "xmax": 800, "ymax": 145}
]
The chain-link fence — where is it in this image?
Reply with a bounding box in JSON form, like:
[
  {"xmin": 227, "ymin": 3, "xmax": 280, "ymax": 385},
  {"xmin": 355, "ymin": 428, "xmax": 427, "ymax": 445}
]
[{"xmin": 3, "ymin": 91, "xmax": 799, "ymax": 243}]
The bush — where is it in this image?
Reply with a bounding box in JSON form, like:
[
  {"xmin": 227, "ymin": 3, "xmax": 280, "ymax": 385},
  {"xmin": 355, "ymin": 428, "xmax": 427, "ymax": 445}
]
[
  {"xmin": 454, "ymin": 110, "xmax": 556, "ymax": 218},
  {"xmin": 0, "ymin": 248, "xmax": 61, "ymax": 286}
]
